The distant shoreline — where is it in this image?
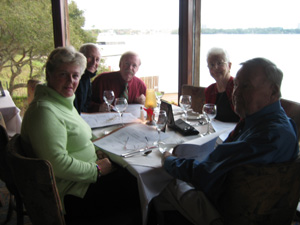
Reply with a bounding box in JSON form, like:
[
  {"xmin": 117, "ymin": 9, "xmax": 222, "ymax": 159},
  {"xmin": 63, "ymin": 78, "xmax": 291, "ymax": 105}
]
[
  {"xmin": 98, "ymin": 27, "xmax": 300, "ymax": 35},
  {"xmin": 201, "ymin": 27, "xmax": 300, "ymax": 34}
]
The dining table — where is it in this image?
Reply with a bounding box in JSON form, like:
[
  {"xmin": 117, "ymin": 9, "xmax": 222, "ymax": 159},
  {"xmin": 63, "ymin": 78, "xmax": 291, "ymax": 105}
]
[
  {"xmin": 84, "ymin": 104, "xmax": 236, "ymax": 225},
  {"xmin": 0, "ymin": 90, "xmax": 22, "ymax": 137}
]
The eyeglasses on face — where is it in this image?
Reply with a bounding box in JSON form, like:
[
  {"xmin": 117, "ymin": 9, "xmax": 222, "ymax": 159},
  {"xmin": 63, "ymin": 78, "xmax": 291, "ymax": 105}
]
[{"xmin": 208, "ymin": 61, "xmax": 227, "ymax": 69}]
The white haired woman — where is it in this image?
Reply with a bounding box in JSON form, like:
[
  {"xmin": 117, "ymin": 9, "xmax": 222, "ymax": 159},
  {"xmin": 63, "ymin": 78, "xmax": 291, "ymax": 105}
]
[
  {"xmin": 205, "ymin": 47, "xmax": 240, "ymax": 122},
  {"xmin": 21, "ymin": 46, "xmax": 141, "ymax": 224}
]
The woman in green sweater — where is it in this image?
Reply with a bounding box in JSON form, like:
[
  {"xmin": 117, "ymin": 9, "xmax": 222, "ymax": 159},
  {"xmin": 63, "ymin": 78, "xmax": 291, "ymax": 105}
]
[{"xmin": 21, "ymin": 46, "xmax": 140, "ymax": 224}]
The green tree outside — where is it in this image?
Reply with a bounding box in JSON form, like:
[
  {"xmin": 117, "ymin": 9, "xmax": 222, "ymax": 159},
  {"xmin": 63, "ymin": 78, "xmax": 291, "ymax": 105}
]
[{"xmin": 0, "ymin": 0, "xmax": 108, "ymax": 97}]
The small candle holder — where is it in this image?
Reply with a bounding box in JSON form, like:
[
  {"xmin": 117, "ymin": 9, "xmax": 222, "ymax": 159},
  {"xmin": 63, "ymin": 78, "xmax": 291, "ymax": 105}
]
[
  {"xmin": 144, "ymin": 107, "xmax": 155, "ymax": 125},
  {"xmin": 144, "ymin": 89, "xmax": 157, "ymax": 126}
]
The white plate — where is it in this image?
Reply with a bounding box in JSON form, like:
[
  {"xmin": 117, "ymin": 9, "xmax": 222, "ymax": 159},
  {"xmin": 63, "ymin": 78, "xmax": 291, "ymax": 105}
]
[{"xmin": 187, "ymin": 113, "xmax": 205, "ymax": 120}]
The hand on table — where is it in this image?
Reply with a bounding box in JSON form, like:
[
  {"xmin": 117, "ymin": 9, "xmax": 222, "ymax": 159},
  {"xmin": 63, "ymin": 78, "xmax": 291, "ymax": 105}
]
[
  {"xmin": 96, "ymin": 150, "xmax": 109, "ymax": 160},
  {"xmin": 99, "ymin": 102, "xmax": 113, "ymax": 112},
  {"xmin": 161, "ymin": 151, "xmax": 173, "ymax": 166},
  {"xmin": 135, "ymin": 94, "xmax": 146, "ymax": 105},
  {"xmin": 161, "ymin": 146, "xmax": 179, "ymax": 166}
]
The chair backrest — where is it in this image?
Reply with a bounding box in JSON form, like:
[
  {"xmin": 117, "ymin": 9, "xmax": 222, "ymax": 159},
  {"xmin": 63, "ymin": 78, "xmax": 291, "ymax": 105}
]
[
  {"xmin": 6, "ymin": 134, "xmax": 66, "ymax": 225},
  {"xmin": 280, "ymin": 98, "xmax": 300, "ymax": 142},
  {"xmin": 217, "ymin": 157, "xmax": 300, "ymax": 225},
  {"xmin": 181, "ymin": 84, "xmax": 205, "ymax": 113},
  {"xmin": 0, "ymin": 112, "xmax": 6, "ymax": 129},
  {"xmin": 0, "ymin": 125, "xmax": 9, "ymax": 179},
  {"xmin": 0, "ymin": 125, "xmax": 17, "ymax": 193}
]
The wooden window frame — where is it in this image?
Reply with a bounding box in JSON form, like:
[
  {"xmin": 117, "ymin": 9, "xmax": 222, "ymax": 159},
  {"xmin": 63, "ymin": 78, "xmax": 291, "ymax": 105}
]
[
  {"xmin": 51, "ymin": 0, "xmax": 200, "ymax": 97},
  {"xmin": 51, "ymin": 0, "xmax": 70, "ymax": 48},
  {"xmin": 178, "ymin": 0, "xmax": 201, "ymax": 97}
]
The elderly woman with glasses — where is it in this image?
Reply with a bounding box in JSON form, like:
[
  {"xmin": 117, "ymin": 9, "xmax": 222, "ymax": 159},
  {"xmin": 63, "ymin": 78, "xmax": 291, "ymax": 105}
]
[
  {"xmin": 205, "ymin": 47, "xmax": 240, "ymax": 122},
  {"xmin": 21, "ymin": 46, "xmax": 141, "ymax": 224}
]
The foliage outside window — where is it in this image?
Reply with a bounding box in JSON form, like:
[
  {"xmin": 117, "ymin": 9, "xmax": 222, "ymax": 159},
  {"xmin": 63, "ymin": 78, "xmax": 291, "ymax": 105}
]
[{"xmin": 0, "ymin": 0, "xmax": 110, "ymax": 114}]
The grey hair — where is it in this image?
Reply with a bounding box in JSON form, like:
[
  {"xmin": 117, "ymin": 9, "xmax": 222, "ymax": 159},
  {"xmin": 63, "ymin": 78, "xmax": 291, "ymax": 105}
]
[
  {"xmin": 119, "ymin": 51, "xmax": 141, "ymax": 67},
  {"xmin": 79, "ymin": 43, "xmax": 100, "ymax": 56},
  {"xmin": 206, "ymin": 47, "xmax": 230, "ymax": 63},
  {"xmin": 240, "ymin": 57, "xmax": 283, "ymax": 97},
  {"xmin": 46, "ymin": 46, "xmax": 87, "ymax": 76}
]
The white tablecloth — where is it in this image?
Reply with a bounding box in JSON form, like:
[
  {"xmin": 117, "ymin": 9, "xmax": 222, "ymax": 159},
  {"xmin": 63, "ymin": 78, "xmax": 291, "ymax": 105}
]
[
  {"xmin": 0, "ymin": 90, "xmax": 22, "ymax": 137},
  {"xmin": 91, "ymin": 106, "xmax": 235, "ymax": 225}
]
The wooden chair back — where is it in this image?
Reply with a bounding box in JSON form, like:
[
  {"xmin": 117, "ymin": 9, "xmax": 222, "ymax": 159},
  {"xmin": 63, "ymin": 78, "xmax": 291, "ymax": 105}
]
[
  {"xmin": 280, "ymin": 98, "xmax": 300, "ymax": 142},
  {"xmin": 181, "ymin": 84, "xmax": 206, "ymax": 113},
  {"xmin": 217, "ymin": 157, "xmax": 300, "ymax": 225},
  {"xmin": 0, "ymin": 112, "xmax": 6, "ymax": 129},
  {"xmin": 0, "ymin": 125, "xmax": 24, "ymax": 225},
  {"xmin": 6, "ymin": 134, "xmax": 66, "ymax": 225}
]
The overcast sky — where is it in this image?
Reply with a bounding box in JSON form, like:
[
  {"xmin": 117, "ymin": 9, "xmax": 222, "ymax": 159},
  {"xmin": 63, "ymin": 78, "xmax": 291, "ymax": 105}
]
[{"xmin": 71, "ymin": 0, "xmax": 300, "ymax": 30}]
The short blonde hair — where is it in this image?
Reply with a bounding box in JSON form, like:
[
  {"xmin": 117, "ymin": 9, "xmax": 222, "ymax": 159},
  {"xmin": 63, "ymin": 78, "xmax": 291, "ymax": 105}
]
[{"xmin": 46, "ymin": 46, "xmax": 87, "ymax": 76}]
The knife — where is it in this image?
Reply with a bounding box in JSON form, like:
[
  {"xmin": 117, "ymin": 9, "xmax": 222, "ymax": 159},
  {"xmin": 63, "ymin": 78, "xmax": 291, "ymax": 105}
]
[{"xmin": 121, "ymin": 146, "xmax": 157, "ymax": 157}]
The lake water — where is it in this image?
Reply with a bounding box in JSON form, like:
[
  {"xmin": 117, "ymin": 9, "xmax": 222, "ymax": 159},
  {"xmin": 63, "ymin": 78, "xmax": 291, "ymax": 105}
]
[{"xmin": 98, "ymin": 34, "xmax": 300, "ymax": 103}]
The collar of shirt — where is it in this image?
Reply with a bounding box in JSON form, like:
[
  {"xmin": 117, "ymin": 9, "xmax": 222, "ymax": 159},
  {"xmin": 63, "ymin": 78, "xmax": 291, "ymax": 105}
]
[{"xmin": 244, "ymin": 100, "xmax": 281, "ymax": 129}]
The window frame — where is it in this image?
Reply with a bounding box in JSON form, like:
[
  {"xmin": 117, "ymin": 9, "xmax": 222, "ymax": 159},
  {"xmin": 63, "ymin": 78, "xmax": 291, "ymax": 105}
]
[{"xmin": 51, "ymin": 0, "xmax": 200, "ymax": 99}]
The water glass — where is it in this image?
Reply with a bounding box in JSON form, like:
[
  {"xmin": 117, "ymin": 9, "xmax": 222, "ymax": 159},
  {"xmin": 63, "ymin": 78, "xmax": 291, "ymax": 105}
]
[
  {"xmin": 179, "ymin": 95, "xmax": 192, "ymax": 121},
  {"xmin": 103, "ymin": 90, "xmax": 115, "ymax": 111},
  {"xmin": 155, "ymin": 91, "xmax": 165, "ymax": 108},
  {"xmin": 154, "ymin": 110, "xmax": 167, "ymax": 147},
  {"xmin": 202, "ymin": 103, "xmax": 217, "ymax": 135},
  {"xmin": 114, "ymin": 98, "xmax": 128, "ymax": 126}
]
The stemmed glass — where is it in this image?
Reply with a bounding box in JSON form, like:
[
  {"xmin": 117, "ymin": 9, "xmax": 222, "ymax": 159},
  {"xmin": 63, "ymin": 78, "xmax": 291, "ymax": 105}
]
[
  {"xmin": 179, "ymin": 95, "xmax": 192, "ymax": 121},
  {"xmin": 114, "ymin": 98, "xmax": 128, "ymax": 126},
  {"xmin": 154, "ymin": 110, "xmax": 168, "ymax": 148},
  {"xmin": 202, "ymin": 103, "xmax": 217, "ymax": 135},
  {"xmin": 103, "ymin": 90, "xmax": 115, "ymax": 112},
  {"xmin": 155, "ymin": 91, "xmax": 165, "ymax": 109}
]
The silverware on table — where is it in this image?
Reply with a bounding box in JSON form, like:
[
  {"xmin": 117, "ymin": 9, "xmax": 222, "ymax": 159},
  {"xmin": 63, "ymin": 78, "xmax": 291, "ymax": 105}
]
[{"xmin": 121, "ymin": 146, "xmax": 157, "ymax": 158}]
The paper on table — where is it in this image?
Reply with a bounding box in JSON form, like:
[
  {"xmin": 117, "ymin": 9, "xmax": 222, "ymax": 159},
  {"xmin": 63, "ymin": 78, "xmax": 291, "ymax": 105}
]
[
  {"xmin": 93, "ymin": 123, "xmax": 169, "ymax": 156},
  {"xmin": 211, "ymin": 119, "xmax": 236, "ymax": 141},
  {"xmin": 174, "ymin": 129, "xmax": 227, "ymax": 162},
  {"xmin": 126, "ymin": 104, "xmax": 146, "ymax": 118},
  {"xmin": 81, "ymin": 112, "xmax": 140, "ymax": 128}
]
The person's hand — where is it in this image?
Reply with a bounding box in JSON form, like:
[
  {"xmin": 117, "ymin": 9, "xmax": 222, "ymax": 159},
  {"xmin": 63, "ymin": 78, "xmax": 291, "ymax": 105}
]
[
  {"xmin": 135, "ymin": 94, "xmax": 146, "ymax": 105},
  {"xmin": 96, "ymin": 150, "xmax": 109, "ymax": 160},
  {"xmin": 99, "ymin": 102, "xmax": 109, "ymax": 112},
  {"xmin": 96, "ymin": 158, "xmax": 113, "ymax": 175},
  {"xmin": 161, "ymin": 151, "xmax": 172, "ymax": 166}
]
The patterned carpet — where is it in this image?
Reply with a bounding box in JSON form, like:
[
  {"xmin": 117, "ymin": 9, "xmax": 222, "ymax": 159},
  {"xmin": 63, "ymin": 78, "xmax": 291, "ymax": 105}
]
[{"xmin": 0, "ymin": 180, "xmax": 32, "ymax": 225}]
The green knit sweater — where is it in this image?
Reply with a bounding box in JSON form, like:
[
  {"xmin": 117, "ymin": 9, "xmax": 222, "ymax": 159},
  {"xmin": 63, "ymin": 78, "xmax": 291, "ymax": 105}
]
[{"xmin": 21, "ymin": 84, "xmax": 98, "ymax": 211}]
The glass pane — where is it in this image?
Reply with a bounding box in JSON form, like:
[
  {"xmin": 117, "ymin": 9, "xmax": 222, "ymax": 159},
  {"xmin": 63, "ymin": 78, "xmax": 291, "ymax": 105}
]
[
  {"xmin": 200, "ymin": 0, "xmax": 300, "ymax": 102},
  {"xmin": 69, "ymin": 0, "xmax": 179, "ymax": 101},
  {"xmin": 0, "ymin": 0, "xmax": 54, "ymax": 117}
]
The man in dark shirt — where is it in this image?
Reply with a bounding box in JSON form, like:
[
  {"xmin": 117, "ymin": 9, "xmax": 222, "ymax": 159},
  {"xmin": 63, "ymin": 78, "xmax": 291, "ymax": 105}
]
[
  {"xmin": 155, "ymin": 57, "xmax": 299, "ymax": 225},
  {"xmin": 74, "ymin": 43, "xmax": 101, "ymax": 114}
]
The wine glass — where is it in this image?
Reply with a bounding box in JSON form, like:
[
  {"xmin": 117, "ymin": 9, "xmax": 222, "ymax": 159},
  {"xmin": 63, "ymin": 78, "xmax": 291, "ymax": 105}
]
[
  {"xmin": 179, "ymin": 95, "xmax": 192, "ymax": 121},
  {"xmin": 154, "ymin": 110, "xmax": 168, "ymax": 148},
  {"xmin": 202, "ymin": 103, "xmax": 217, "ymax": 135},
  {"xmin": 114, "ymin": 98, "xmax": 128, "ymax": 126},
  {"xmin": 155, "ymin": 91, "xmax": 165, "ymax": 109},
  {"xmin": 103, "ymin": 90, "xmax": 115, "ymax": 112}
]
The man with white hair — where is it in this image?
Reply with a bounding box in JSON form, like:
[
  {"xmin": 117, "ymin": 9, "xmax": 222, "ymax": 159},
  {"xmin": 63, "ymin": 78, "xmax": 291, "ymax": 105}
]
[{"xmin": 90, "ymin": 51, "xmax": 146, "ymax": 112}]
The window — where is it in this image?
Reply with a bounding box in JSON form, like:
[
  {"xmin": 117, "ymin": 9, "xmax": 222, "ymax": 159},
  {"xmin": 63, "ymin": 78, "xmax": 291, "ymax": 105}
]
[
  {"xmin": 69, "ymin": 0, "xmax": 179, "ymax": 98},
  {"xmin": 200, "ymin": 0, "xmax": 300, "ymax": 102}
]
